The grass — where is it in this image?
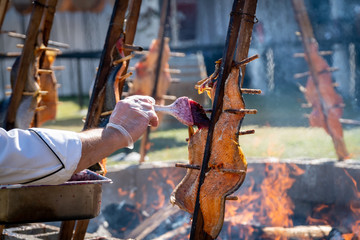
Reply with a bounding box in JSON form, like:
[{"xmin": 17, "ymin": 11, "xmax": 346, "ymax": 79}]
[{"xmin": 42, "ymin": 97, "xmax": 360, "ymax": 163}]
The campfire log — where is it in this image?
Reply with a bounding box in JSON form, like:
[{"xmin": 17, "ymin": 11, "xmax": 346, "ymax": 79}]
[
  {"xmin": 260, "ymin": 225, "xmax": 332, "ymax": 239},
  {"xmin": 127, "ymin": 204, "xmax": 180, "ymax": 239},
  {"xmin": 153, "ymin": 224, "xmax": 190, "ymax": 240}
]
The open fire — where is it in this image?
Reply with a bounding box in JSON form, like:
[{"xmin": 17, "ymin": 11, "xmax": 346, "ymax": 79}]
[{"xmin": 97, "ymin": 159, "xmax": 360, "ymax": 239}]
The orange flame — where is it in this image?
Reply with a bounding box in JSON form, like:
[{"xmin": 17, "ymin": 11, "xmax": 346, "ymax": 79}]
[
  {"xmin": 224, "ymin": 163, "xmax": 303, "ymax": 238},
  {"xmin": 344, "ymin": 170, "xmax": 360, "ymax": 238},
  {"xmin": 118, "ymin": 188, "xmax": 128, "ymax": 197}
]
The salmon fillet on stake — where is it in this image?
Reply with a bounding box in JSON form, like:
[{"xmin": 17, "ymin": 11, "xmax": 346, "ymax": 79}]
[{"xmin": 171, "ymin": 66, "xmax": 247, "ymax": 238}]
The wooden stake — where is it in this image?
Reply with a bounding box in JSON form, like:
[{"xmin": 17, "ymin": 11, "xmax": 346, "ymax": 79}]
[
  {"xmin": 8, "ymin": 31, "xmax": 69, "ymax": 48},
  {"xmin": 241, "ymin": 88, "xmax": 262, "ymax": 94},
  {"xmin": 294, "ymin": 67, "xmax": 338, "ymax": 79},
  {"xmin": 226, "ymin": 196, "xmax": 238, "ymax": 201},
  {"xmin": 140, "ymin": 0, "xmax": 171, "ymax": 163},
  {"xmin": 83, "ymin": 0, "xmax": 129, "ymax": 130},
  {"xmin": 292, "ymin": 0, "xmax": 349, "ymax": 160},
  {"xmin": 5, "ymin": 0, "xmax": 47, "ymax": 130},
  {"xmin": 238, "ymin": 129, "xmax": 255, "ymax": 135},
  {"xmin": 190, "ymin": 1, "xmax": 258, "ymax": 239},
  {"xmin": 0, "ymin": 0, "xmax": 9, "ymax": 32},
  {"xmin": 294, "ymin": 50, "xmax": 332, "ymax": 58}
]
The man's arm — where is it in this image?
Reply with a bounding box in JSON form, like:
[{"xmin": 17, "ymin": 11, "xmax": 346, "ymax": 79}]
[
  {"xmin": 75, "ymin": 95, "xmax": 159, "ymax": 172},
  {"xmin": 0, "ymin": 95, "xmax": 158, "ymax": 185}
]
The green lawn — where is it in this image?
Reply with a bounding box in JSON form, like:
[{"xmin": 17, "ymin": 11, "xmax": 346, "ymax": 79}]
[{"xmin": 43, "ymin": 97, "xmax": 360, "ymax": 163}]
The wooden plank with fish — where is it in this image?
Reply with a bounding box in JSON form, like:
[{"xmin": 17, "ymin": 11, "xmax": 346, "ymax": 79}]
[
  {"xmin": 167, "ymin": 0, "xmax": 260, "ymax": 238},
  {"xmin": 291, "ymin": 0, "xmax": 349, "ymax": 160}
]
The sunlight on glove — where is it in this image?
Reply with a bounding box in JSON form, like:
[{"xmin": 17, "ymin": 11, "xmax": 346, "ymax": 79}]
[{"xmin": 106, "ymin": 95, "xmax": 158, "ymax": 149}]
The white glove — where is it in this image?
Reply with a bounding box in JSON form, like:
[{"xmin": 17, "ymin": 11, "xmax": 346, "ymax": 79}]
[{"xmin": 106, "ymin": 95, "xmax": 159, "ymax": 149}]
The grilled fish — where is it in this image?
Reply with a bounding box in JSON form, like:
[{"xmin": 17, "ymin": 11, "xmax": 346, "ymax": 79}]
[{"xmin": 171, "ymin": 66, "xmax": 247, "ymax": 238}]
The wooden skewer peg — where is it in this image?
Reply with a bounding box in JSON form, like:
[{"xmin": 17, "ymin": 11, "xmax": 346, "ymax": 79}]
[
  {"xmin": 164, "ymin": 68, "xmax": 181, "ymax": 74},
  {"xmin": 113, "ymin": 54, "xmax": 134, "ymax": 66},
  {"xmin": 170, "ymin": 78, "xmax": 181, "ymax": 83},
  {"xmin": 0, "ymin": 52, "xmax": 21, "ymax": 57},
  {"xmin": 39, "ymin": 46, "xmax": 61, "ymax": 53},
  {"xmin": 294, "ymin": 67, "xmax": 338, "ymax": 79},
  {"xmin": 225, "ymin": 109, "xmax": 257, "ymax": 114},
  {"xmin": 217, "ymin": 168, "xmax": 246, "ymax": 174},
  {"xmin": 6, "ymin": 67, "xmax": 11, "ymax": 72},
  {"xmin": 297, "ymin": 83, "xmax": 307, "ymax": 93},
  {"xmin": 241, "ymin": 88, "xmax": 262, "ymax": 94},
  {"xmin": 38, "ymin": 69, "xmax": 53, "ymax": 74},
  {"xmin": 175, "ymin": 163, "xmax": 200, "ymax": 170},
  {"xmin": 294, "ymin": 51, "xmax": 333, "ymax": 58},
  {"xmin": 233, "ymin": 54, "xmax": 259, "ymax": 68},
  {"xmin": 238, "ymin": 129, "xmax": 255, "ymax": 135},
  {"xmin": 118, "ymin": 72, "xmax": 132, "ymax": 81},
  {"xmin": 162, "ymin": 95, "xmax": 177, "ymax": 100},
  {"xmin": 100, "ymin": 110, "xmax": 113, "ymax": 116},
  {"xmin": 301, "ymin": 103, "xmax": 312, "ymax": 108},
  {"xmin": 7, "ymin": 31, "xmax": 26, "ymax": 39},
  {"xmin": 205, "ymin": 108, "xmax": 257, "ymax": 114},
  {"xmin": 16, "ymin": 43, "xmax": 24, "ymax": 48},
  {"xmin": 226, "ymin": 196, "xmax": 238, "ymax": 201},
  {"xmin": 22, "ymin": 90, "xmax": 48, "ymax": 96},
  {"xmin": 136, "ymin": 50, "xmax": 185, "ymax": 57},
  {"xmin": 51, "ymin": 66, "xmax": 65, "ymax": 71},
  {"xmin": 123, "ymin": 44, "xmax": 143, "ymax": 52},
  {"xmin": 35, "ymin": 106, "xmax": 47, "ymax": 112}
]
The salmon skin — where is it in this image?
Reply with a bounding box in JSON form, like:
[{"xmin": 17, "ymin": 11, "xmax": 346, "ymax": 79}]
[{"xmin": 170, "ymin": 66, "xmax": 247, "ymax": 238}]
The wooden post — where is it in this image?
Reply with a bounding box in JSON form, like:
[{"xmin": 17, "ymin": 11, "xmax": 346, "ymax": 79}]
[
  {"xmin": 0, "ymin": 0, "xmax": 9, "ymax": 31},
  {"xmin": 73, "ymin": 219, "xmax": 90, "ymax": 240},
  {"xmin": 40, "ymin": 0, "xmax": 58, "ymax": 45},
  {"xmin": 83, "ymin": 0, "xmax": 129, "ymax": 130},
  {"xmin": 5, "ymin": 0, "xmax": 47, "ymax": 130},
  {"xmin": 235, "ymin": 0, "xmax": 258, "ymax": 87},
  {"xmin": 291, "ymin": 0, "xmax": 349, "ymax": 160},
  {"xmin": 123, "ymin": 0, "xmax": 142, "ymax": 57},
  {"xmin": 119, "ymin": 0, "xmax": 142, "ymax": 99},
  {"xmin": 59, "ymin": 220, "xmax": 76, "ymax": 240},
  {"xmin": 189, "ymin": 0, "xmax": 249, "ymax": 239},
  {"xmin": 139, "ymin": 0, "xmax": 170, "ymax": 163}
]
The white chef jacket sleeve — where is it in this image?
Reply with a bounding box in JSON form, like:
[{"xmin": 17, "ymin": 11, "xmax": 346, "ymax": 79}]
[{"xmin": 0, "ymin": 127, "xmax": 82, "ymax": 185}]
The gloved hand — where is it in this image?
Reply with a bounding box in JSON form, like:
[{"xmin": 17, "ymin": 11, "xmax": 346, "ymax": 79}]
[{"xmin": 106, "ymin": 95, "xmax": 158, "ymax": 149}]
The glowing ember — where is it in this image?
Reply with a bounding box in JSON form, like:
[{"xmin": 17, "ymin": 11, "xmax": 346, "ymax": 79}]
[{"xmin": 306, "ymin": 169, "xmax": 360, "ymax": 239}]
